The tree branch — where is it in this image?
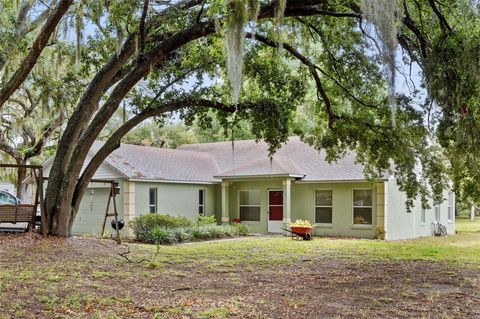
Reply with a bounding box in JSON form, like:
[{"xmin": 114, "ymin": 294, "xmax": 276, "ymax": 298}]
[
  {"xmin": 427, "ymin": 0, "xmax": 451, "ymax": 33},
  {"xmin": 247, "ymin": 33, "xmax": 335, "ymax": 127},
  {"xmin": 139, "ymin": 0, "xmax": 150, "ymax": 55},
  {"xmin": 0, "ymin": 0, "xmax": 73, "ymax": 109},
  {"xmin": 72, "ymin": 97, "xmax": 237, "ymax": 212}
]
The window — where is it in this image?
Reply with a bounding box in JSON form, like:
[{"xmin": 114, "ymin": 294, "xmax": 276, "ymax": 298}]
[
  {"xmin": 239, "ymin": 190, "xmax": 260, "ymax": 221},
  {"xmin": 448, "ymin": 192, "xmax": 453, "ymax": 221},
  {"xmin": 315, "ymin": 190, "xmax": 333, "ymax": 224},
  {"xmin": 353, "ymin": 190, "xmax": 372, "ymax": 225},
  {"xmin": 0, "ymin": 191, "xmax": 17, "ymax": 205},
  {"xmin": 435, "ymin": 206, "xmax": 440, "ymax": 222},
  {"xmin": 149, "ymin": 188, "xmax": 157, "ymax": 213},
  {"xmin": 421, "ymin": 207, "xmax": 426, "ymax": 224},
  {"xmin": 198, "ymin": 189, "xmax": 205, "ymax": 215}
]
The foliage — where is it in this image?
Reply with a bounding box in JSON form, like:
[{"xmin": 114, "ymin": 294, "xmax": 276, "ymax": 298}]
[
  {"xmin": 134, "ymin": 221, "xmax": 248, "ymax": 244},
  {"xmin": 130, "ymin": 214, "xmax": 193, "ymax": 242},
  {"xmin": 150, "ymin": 226, "xmax": 175, "ymax": 245},
  {"xmin": 290, "ymin": 219, "xmax": 312, "ymax": 227},
  {"xmin": 5, "ymin": 0, "xmax": 480, "ymax": 236},
  {"xmin": 197, "ymin": 214, "xmax": 217, "ymax": 225},
  {"xmin": 375, "ymin": 227, "xmax": 386, "ymax": 240}
]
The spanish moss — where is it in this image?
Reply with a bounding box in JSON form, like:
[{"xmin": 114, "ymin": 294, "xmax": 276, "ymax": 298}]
[
  {"xmin": 225, "ymin": 0, "xmax": 248, "ymax": 105},
  {"xmin": 361, "ymin": 0, "xmax": 403, "ymax": 126}
]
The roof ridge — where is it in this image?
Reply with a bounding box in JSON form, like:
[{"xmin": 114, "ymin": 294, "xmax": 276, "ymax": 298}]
[
  {"xmin": 273, "ymin": 154, "xmax": 302, "ymax": 174},
  {"xmin": 217, "ymin": 157, "xmax": 271, "ymax": 175}
]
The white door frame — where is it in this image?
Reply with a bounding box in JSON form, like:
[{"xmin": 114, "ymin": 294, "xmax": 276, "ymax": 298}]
[{"xmin": 268, "ymin": 189, "xmax": 284, "ymax": 233}]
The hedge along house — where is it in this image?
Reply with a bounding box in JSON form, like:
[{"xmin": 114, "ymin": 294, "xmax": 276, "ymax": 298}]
[{"xmin": 42, "ymin": 137, "xmax": 455, "ymax": 240}]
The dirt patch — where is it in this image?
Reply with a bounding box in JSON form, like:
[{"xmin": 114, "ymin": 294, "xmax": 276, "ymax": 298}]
[{"xmin": 0, "ymin": 234, "xmax": 479, "ymax": 318}]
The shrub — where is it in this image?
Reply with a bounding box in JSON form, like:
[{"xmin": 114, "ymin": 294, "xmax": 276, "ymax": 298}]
[
  {"xmin": 131, "ymin": 213, "xmax": 194, "ymax": 242},
  {"xmin": 375, "ymin": 227, "xmax": 386, "ymax": 240},
  {"xmin": 197, "ymin": 215, "xmax": 217, "ymax": 225},
  {"xmin": 171, "ymin": 227, "xmax": 193, "ymax": 242},
  {"xmin": 150, "ymin": 227, "xmax": 175, "ymax": 245},
  {"xmin": 230, "ymin": 223, "xmax": 249, "ymax": 235},
  {"xmin": 132, "ymin": 216, "xmax": 249, "ymax": 244}
]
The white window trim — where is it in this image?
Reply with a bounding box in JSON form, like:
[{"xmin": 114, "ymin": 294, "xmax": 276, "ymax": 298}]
[
  {"xmin": 149, "ymin": 187, "xmax": 157, "ymax": 213},
  {"xmin": 447, "ymin": 192, "xmax": 454, "ymax": 222},
  {"xmin": 239, "ymin": 189, "xmax": 261, "ymax": 222},
  {"xmin": 421, "ymin": 207, "xmax": 426, "ymax": 226},
  {"xmin": 314, "ymin": 189, "xmax": 333, "ymax": 225},
  {"xmin": 434, "ymin": 205, "xmax": 440, "ymax": 222},
  {"xmin": 352, "ymin": 188, "xmax": 373, "ymax": 226},
  {"xmin": 199, "ymin": 189, "xmax": 206, "ymax": 215}
]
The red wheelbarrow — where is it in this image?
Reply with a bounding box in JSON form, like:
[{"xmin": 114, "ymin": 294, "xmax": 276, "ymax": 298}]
[{"xmin": 282, "ymin": 226, "xmax": 313, "ymax": 240}]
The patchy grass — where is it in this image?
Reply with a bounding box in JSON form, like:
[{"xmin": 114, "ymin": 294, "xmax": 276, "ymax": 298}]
[
  {"xmin": 0, "ymin": 218, "xmax": 479, "ymax": 318},
  {"xmin": 456, "ymin": 216, "xmax": 480, "ymax": 232}
]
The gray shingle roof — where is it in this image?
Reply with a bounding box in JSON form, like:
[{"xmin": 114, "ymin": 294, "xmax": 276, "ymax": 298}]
[
  {"xmin": 214, "ymin": 155, "xmax": 304, "ymax": 178},
  {"xmin": 90, "ymin": 141, "xmax": 220, "ymax": 182},
  {"xmin": 179, "ymin": 136, "xmax": 386, "ymax": 181},
  {"xmin": 87, "ymin": 136, "xmax": 386, "ymax": 183}
]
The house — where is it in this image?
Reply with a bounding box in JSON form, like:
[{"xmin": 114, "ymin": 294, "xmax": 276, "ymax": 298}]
[{"xmin": 42, "ymin": 137, "xmax": 455, "ymax": 240}]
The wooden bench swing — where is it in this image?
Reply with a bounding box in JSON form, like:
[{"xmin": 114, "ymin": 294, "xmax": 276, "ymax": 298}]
[{"xmin": 0, "ymin": 164, "xmax": 44, "ymax": 231}]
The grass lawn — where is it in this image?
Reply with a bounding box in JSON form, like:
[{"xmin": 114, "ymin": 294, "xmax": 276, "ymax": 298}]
[{"xmin": 1, "ymin": 218, "xmax": 479, "ymax": 318}]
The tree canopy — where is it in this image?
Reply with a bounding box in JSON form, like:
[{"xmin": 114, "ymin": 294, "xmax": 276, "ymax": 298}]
[{"xmin": 1, "ymin": 0, "xmax": 480, "ymax": 236}]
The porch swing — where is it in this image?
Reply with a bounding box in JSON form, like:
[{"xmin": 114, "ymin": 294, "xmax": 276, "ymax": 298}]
[{"xmin": 0, "ymin": 164, "xmax": 44, "ymax": 231}]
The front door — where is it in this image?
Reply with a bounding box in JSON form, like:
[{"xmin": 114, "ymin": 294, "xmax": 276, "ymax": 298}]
[{"xmin": 268, "ymin": 190, "xmax": 283, "ymax": 233}]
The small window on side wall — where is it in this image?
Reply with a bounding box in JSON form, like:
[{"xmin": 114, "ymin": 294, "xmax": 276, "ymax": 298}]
[
  {"xmin": 199, "ymin": 189, "xmax": 205, "ymax": 215},
  {"xmin": 315, "ymin": 190, "xmax": 333, "ymax": 224},
  {"xmin": 353, "ymin": 189, "xmax": 372, "ymax": 225},
  {"xmin": 149, "ymin": 188, "xmax": 157, "ymax": 213},
  {"xmin": 239, "ymin": 190, "xmax": 260, "ymax": 221},
  {"xmin": 448, "ymin": 192, "xmax": 453, "ymax": 221}
]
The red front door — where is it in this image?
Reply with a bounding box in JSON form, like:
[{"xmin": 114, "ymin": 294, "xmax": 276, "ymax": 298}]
[{"xmin": 269, "ymin": 190, "xmax": 283, "ymax": 221}]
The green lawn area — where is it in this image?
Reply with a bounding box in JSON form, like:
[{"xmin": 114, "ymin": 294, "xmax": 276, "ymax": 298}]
[
  {"xmin": 1, "ymin": 218, "xmax": 479, "ymax": 318},
  {"xmin": 456, "ymin": 216, "xmax": 480, "ymax": 232}
]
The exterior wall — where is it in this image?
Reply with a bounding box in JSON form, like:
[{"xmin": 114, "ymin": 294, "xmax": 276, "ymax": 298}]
[
  {"xmin": 385, "ymin": 179, "xmax": 455, "ymax": 240},
  {"xmin": 134, "ymin": 182, "xmax": 217, "ymax": 221},
  {"xmin": 291, "ymin": 181, "xmax": 377, "ymax": 239},
  {"xmin": 73, "ymin": 180, "xmax": 125, "ymax": 237},
  {"xmin": 226, "ymin": 179, "xmax": 377, "ymax": 238},
  {"xmin": 227, "ymin": 179, "xmax": 284, "ymax": 233}
]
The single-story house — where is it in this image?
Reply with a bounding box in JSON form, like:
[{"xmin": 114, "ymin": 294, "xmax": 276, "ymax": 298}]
[{"xmin": 42, "ymin": 137, "xmax": 455, "ymax": 240}]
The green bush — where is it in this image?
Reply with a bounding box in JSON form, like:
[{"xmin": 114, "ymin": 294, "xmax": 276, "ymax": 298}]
[
  {"xmin": 197, "ymin": 215, "xmax": 217, "ymax": 225},
  {"xmin": 132, "ymin": 214, "xmax": 249, "ymax": 244},
  {"xmin": 230, "ymin": 223, "xmax": 249, "ymax": 235},
  {"xmin": 150, "ymin": 227, "xmax": 175, "ymax": 245},
  {"xmin": 131, "ymin": 213, "xmax": 194, "ymax": 242},
  {"xmin": 171, "ymin": 227, "xmax": 193, "ymax": 242}
]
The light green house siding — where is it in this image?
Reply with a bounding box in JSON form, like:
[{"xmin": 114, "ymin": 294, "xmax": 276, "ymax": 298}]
[
  {"xmin": 72, "ymin": 180, "xmax": 125, "ymax": 237},
  {"xmin": 134, "ymin": 182, "xmax": 217, "ymax": 221},
  {"xmin": 292, "ymin": 182, "xmax": 377, "ymax": 239},
  {"xmin": 224, "ymin": 179, "xmax": 377, "ymax": 238},
  {"xmin": 227, "ymin": 179, "xmax": 285, "ymax": 233}
]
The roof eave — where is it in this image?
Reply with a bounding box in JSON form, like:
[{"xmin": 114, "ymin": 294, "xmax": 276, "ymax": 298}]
[
  {"xmin": 214, "ymin": 173, "xmax": 305, "ymax": 180},
  {"xmin": 128, "ymin": 178, "xmax": 220, "ymax": 185},
  {"xmin": 295, "ymin": 178, "xmax": 389, "ymax": 183}
]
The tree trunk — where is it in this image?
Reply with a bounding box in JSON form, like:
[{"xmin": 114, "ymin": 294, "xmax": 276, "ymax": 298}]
[
  {"xmin": 41, "ymin": 2, "xmax": 324, "ymax": 237},
  {"xmin": 471, "ymin": 205, "xmax": 476, "ymax": 222},
  {"xmin": 15, "ymin": 160, "xmax": 27, "ymax": 202}
]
